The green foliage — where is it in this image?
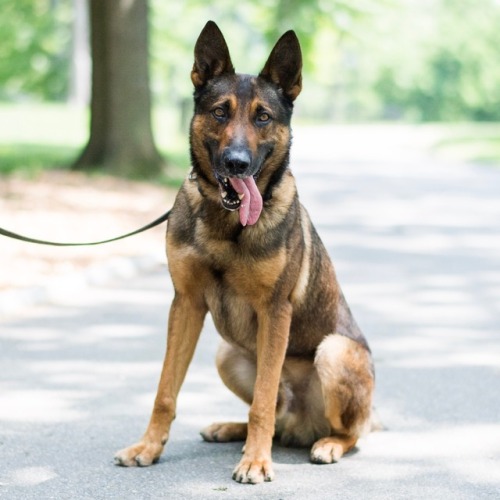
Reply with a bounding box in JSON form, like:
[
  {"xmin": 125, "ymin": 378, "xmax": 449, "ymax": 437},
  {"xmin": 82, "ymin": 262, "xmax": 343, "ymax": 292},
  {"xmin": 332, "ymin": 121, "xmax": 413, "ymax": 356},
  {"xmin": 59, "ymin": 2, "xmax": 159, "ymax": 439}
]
[
  {"xmin": 0, "ymin": 0, "xmax": 73, "ymax": 101},
  {"xmin": 367, "ymin": 0, "xmax": 500, "ymax": 121},
  {"xmin": 1, "ymin": 0, "xmax": 500, "ymax": 123}
]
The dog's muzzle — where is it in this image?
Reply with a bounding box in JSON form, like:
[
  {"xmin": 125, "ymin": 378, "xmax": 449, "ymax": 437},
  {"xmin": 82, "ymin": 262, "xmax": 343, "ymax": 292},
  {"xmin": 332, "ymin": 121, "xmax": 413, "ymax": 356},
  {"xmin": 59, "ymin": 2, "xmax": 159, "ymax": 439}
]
[
  {"xmin": 216, "ymin": 173, "xmax": 263, "ymax": 226},
  {"xmin": 214, "ymin": 147, "xmax": 263, "ymax": 226}
]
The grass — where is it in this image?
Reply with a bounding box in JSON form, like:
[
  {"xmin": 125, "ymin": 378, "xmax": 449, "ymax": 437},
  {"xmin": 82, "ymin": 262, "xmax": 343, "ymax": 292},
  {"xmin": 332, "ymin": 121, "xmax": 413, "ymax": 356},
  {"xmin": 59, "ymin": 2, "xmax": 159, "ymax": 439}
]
[
  {"xmin": 424, "ymin": 123, "xmax": 500, "ymax": 165},
  {"xmin": 0, "ymin": 104, "xmax": 84, "ymax": 176},
  {"xmin": 0, "ymin": 143, "xmax": 78, "ymax": 176},
  {"xmin": 0, "ymin": 103, "xmax": 191, "ymax": 182},
  {"xmin": 1, "ymin": 104, "xmax": 499, "ymax": 178}
]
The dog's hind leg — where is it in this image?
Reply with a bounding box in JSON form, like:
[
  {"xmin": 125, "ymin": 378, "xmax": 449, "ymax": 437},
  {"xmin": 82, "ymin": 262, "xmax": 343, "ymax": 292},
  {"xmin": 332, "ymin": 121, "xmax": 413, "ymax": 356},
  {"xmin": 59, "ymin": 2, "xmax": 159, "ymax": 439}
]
[
  {"xmin": 200, "ymin": 340, "xmax": 254, "ymax": 442},
  {"xmin": 311, "ymin": 334, "xmax": 374, "ymax": 464}
]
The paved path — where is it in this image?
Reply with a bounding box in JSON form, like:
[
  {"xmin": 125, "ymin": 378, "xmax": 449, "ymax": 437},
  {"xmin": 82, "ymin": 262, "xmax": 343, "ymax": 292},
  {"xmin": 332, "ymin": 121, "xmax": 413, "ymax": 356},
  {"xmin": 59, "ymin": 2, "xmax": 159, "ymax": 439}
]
[{"xmin": 1, "ymin": 126, "xmax": 500, "ymax": 499}]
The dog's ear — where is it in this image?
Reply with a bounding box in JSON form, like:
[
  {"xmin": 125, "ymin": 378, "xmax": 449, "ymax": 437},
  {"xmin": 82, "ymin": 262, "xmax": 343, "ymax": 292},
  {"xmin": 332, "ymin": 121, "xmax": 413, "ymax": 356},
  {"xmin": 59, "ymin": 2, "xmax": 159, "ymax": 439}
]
[
  {"xmin": 259, "ymin": 31, "xmax": 302, "ymax": 102},
  {"xmin": 191, "ymin": 21, "xmax": 235, "ymax": 88}
]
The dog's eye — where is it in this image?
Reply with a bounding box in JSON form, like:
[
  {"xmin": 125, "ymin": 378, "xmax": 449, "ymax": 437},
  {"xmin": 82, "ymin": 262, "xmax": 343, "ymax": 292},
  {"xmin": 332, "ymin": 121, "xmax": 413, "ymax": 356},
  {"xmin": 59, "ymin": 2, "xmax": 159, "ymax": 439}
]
[
  {"xmin": 256, "ymin": 112, "xmax": 271, "ymax": 125},
  {"xmin": 212, "ymin": 107, "xmax": 226, "ymax": 120}
]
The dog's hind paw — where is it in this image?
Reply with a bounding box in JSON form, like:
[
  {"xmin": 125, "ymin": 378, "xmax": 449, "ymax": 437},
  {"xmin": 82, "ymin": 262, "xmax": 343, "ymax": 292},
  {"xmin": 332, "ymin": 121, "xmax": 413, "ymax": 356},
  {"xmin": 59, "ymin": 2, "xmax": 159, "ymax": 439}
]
[
  {"xmin": 200, "ymin": 422, "xmax": 248, "ymax": 442},
  {"xmin": 114, "ymin": 441, "xmax": 163, "ymax": 467},
  {"xmin": 310, "ymin": 436, "xmax": 352, "ymax": 464}
]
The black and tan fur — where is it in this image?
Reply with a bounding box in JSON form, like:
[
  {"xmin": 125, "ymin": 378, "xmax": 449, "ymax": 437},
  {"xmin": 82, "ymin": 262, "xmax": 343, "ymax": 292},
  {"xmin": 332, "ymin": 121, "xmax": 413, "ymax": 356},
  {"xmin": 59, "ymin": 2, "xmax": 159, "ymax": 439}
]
[{"xmin": 115, "ymin": 21, "xmax": 375, "ymax": 484}]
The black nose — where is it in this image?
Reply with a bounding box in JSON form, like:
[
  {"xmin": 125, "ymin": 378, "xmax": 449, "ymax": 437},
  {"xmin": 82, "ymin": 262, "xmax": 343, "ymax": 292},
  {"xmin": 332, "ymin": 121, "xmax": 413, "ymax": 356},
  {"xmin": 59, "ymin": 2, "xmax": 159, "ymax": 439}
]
[{"xmin": 223, "ymin": 148, "xmax": 251, "ymax": 173}]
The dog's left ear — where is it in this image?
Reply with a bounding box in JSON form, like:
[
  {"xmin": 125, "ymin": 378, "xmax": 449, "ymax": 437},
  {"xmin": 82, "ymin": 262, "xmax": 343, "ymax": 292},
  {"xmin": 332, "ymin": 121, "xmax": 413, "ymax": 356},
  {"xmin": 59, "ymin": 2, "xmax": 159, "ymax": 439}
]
[
  {"xmin": 191, "ymin": 21, "xmax": 235, "ymax": 88},
  {"xmin": 259, "ymin": 31, "xmax": 302, "ymax": 102}
]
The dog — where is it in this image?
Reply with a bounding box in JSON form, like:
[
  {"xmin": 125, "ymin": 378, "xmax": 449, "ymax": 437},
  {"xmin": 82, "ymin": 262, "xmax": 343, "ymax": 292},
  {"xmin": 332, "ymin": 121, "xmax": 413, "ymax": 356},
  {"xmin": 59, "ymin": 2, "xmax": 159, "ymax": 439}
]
[{"xmin": 114, "ymin": 20, "xmax": 375, "ymax": 484}]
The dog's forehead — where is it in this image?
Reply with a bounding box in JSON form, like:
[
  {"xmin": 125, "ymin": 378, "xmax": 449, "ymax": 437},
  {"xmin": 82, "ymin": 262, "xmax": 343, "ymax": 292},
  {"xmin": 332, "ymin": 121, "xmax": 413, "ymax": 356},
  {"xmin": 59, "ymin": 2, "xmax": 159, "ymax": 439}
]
[
  {"xmin": 201, "ymin": 74, "xmax": 284, "ymax": 109},
  {"xmin": 236, "ymin": 75, "xmax": 283, "ymax": 106}
]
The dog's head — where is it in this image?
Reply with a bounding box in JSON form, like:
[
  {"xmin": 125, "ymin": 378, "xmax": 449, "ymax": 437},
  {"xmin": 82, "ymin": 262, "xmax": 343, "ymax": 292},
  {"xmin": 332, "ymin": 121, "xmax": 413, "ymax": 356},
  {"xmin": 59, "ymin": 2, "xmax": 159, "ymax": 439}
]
[{"xmin": 189, "ymin": 21, "xmax": 302, "ymax": 226}]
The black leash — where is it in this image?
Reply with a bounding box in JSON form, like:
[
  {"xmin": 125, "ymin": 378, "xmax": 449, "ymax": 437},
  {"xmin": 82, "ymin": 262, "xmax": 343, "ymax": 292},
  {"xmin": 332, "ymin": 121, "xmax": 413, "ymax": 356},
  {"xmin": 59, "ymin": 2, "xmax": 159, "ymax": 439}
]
[{"xmin": 0, "ymin": 208, "xmax": 171, "ymax": 247}]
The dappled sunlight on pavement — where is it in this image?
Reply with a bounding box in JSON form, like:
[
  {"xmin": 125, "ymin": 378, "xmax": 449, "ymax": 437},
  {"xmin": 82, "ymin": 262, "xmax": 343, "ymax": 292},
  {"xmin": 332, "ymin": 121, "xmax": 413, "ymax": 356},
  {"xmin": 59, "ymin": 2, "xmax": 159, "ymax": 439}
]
[{"xmin": 0, "ymin": 171, "xmax": 174, "ymax": 292}]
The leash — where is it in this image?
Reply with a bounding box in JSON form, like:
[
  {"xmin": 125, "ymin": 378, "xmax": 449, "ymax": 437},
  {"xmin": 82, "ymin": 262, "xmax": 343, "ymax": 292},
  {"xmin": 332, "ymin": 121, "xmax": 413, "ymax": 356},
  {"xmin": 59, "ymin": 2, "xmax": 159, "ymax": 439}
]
[{"xmin": 0, "ymin": 209, "xmax": 171, "ymax": 247}]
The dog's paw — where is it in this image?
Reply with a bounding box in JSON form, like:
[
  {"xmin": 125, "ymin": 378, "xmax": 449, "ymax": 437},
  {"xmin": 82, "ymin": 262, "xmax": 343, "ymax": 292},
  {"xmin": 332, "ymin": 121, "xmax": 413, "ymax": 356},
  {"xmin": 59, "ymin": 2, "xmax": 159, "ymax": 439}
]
[
  {"xmin": 200, "ymin": 422, "xmax": 247, "ymax": 442},
  {"xmin": 114, "ymin": 441, "xmax": 163, "ymax": 467},
  {"xmin": 232, "ymin": 455, "xmax": 274, "ymax": 484},
  {"xmin": 310, "ymin": 437, "xmax": 343, "ymax": 464}
]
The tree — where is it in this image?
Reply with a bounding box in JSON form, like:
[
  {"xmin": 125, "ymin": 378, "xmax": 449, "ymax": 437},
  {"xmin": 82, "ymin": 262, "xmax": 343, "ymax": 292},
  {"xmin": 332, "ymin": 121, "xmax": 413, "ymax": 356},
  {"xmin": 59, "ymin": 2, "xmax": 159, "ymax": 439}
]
[
  {"xmin": 369, "ymin": 0, "xmax": 500, "ymax": 121},
  {"xmin": 73, "ymin": 0, "xmax": 164, "ymax": 177},
  {"xmin": 0, "ymin": 0, "xmax": 72, "ymax": 101}
]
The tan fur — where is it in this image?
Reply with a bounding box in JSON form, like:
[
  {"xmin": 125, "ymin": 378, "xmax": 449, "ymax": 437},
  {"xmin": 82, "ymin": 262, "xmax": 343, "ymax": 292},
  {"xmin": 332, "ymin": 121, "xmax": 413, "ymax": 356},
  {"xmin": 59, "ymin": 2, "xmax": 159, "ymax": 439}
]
[
  {"xmin": 114, "ymin": 21, "xmax": 375, "ymax": 484},
  {"xmin": 210, "ymin": 335, "xmax": 373, "ymax": 455},
  {"xmin": 290, "ymin": 207, "xmax": 312, "ymax": 304}
]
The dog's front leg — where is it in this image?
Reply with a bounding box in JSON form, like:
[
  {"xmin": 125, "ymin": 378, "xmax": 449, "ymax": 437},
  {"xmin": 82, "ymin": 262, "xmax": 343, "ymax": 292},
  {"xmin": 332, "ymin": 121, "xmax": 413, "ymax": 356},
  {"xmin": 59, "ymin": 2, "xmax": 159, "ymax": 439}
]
[
  {"xmin": 232, "ymin": 302, "xmax": 292, "ymax": 484},
  {"xmin": 115, "ymin": 293, "xmax": 207, "ymax": 467}
]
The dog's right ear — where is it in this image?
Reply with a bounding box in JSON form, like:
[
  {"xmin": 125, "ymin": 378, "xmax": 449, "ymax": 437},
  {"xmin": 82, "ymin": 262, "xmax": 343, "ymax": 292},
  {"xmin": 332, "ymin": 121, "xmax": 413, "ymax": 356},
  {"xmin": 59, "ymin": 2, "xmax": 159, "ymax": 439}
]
[{"xmin": 191, "ymin": 21, "xmax": 235, "ymax": 88}]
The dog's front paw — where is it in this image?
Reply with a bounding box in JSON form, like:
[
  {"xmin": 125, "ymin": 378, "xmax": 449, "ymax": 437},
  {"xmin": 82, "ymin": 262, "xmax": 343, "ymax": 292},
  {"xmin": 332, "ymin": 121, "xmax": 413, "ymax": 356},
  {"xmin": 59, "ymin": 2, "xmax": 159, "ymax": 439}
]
[
  {"xmin": 232, "ymin": 455, "xmax": 275, "ymax": 484},
  {"xmin": 114, "ymin": 441, "xmax": 163, "ymax": 467}
]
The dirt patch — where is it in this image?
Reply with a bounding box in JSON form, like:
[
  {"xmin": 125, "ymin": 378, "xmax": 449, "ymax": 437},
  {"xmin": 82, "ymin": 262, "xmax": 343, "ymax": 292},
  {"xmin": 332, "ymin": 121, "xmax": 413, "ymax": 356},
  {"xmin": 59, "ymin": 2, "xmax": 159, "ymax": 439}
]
[{"xmin": 0, "ymin": 171, "xmax": 178, "ymax": 291}]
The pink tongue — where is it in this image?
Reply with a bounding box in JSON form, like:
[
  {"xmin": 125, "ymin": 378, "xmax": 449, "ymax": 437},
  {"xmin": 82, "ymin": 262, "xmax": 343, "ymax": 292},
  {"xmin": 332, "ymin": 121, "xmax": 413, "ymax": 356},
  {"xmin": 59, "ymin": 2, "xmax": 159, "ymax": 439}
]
[{"xmin": 229, "ymin": 177, "xmax": 263, "ymax": 226}]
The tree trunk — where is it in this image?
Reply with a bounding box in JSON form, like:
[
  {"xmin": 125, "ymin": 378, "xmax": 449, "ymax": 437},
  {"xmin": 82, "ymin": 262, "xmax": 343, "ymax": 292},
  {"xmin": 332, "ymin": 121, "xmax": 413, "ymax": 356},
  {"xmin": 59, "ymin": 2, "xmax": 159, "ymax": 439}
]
[{"xmin": 73, "ymin": 0, "xmax": 164, "ymax": 178}]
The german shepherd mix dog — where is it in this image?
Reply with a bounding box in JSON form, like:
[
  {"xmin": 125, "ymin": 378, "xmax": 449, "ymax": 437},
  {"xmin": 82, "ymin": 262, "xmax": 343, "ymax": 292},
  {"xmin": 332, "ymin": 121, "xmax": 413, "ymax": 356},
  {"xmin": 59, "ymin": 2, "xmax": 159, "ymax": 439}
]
[{"xmin": 115, "ymin": 21, "xmax": 375, "ymax": 484}]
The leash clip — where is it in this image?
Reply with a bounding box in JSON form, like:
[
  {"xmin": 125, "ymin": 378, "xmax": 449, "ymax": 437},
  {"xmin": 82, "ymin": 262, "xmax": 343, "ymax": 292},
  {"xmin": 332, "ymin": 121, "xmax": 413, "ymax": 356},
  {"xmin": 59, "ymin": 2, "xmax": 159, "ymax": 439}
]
[{"xmin": 188, "ymin": 169, "xmax": 198, "ymax": 182}]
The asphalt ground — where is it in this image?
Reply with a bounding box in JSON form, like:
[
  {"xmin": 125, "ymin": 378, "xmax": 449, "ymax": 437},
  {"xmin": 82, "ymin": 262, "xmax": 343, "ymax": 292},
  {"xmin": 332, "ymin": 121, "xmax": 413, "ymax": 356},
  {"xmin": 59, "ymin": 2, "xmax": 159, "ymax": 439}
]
[{"xmin": 1, "ymin": 126, "xmax": 499, "ymax": 499}]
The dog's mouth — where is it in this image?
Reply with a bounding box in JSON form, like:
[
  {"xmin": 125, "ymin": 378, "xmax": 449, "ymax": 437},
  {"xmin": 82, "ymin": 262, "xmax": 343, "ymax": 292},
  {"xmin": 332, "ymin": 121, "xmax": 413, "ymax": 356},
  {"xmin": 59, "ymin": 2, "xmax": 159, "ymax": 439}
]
[
  {"xmin": 218, "ymin": 176, "xmax": 241, "ymax": 211},
  {"xmin": 216, "ymin": 175, "xmax": 263, "ymax": 226}
]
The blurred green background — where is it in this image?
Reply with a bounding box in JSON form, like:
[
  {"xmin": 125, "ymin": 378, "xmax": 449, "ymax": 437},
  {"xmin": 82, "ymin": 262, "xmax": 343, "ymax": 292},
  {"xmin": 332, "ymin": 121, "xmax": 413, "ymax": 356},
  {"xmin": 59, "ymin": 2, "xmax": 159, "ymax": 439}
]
[{"xmin": 1, "ymin": 0, "xmax": 500, "ymax": 177}]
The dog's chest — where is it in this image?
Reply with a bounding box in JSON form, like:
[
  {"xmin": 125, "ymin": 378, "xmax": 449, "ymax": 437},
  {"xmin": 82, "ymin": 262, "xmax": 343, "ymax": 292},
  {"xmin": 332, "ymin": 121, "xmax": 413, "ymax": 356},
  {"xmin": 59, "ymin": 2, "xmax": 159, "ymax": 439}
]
[{"xmin": 204, "ymin": 269, "xmax": 259, "ymax": 352}]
